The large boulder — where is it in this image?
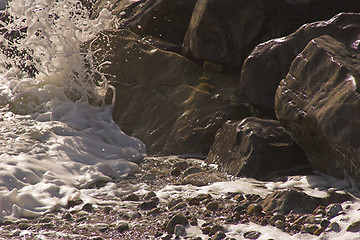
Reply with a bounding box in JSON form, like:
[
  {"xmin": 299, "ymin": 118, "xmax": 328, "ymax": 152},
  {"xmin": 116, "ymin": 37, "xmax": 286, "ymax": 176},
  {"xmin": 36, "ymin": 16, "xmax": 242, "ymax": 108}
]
[
  {"xmin": 206, "ymin": 117, "xmax": 309, "ymax": 180},
  {"xmin": 182, "ymin": 0, "xmax": 360, "ymax": 71},
  {"xmin": 240, "ymin": 12, "xmax": 360, "ymax": 116},
  {"xmin": 275, "ymin": 35, "xmax": 360, "ymax": 187},
  {"xmin": 90, "ymin": 29, "xmax": 249, "ymax": 155},
  {"xmin": 92, "ymin": 0, "xmax": 197, "ymax": 52}
]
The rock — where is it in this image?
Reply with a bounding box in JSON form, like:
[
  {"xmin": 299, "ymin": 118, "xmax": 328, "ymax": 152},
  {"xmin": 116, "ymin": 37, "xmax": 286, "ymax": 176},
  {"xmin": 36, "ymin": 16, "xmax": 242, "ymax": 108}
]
[
  {"xmin": 211, "ymin": 231, "xmax": 226, "ymax": 240},
  {"xmin": 301, "ymin": 224, "xmax": 319, "ymax": 234},
  {"xmin": 275, "ymin": 35, "xmax": 360, "ymax": 187},
  {"xmin": 313, "ymin": 227, "xmax": 325, "ymax": 236},
  {"xmin": 347, "ymin": 221, "xmax": 360, "ymax": 232},
  {"xmin": 139, "ymin": 199, "xmax": 158, "ymax": 211},
  {"xmin": 202, "ymin": 226, "xmax": 211, "ymax": 234},
  {"xmin": 326, "ymin": 203, "xmax": 343, "ymax": 218},
  {"xmin": 180, "ymin": 172, "xmax": 223, "ymax": 187},
  {"xmin": 62, "ymin": 212, "xmax": 73, "ymax": 221},
  {"xmin": 174, "ymin": 224, "xmax": 187, "ymax": 236},
  {"xmin": 66, "ymin": 198, "xmax": 83, "ymax": 208},
  {"xmin": 170, "ymin": 167, "xmax": 182, "ymax": 177},
  {"xmin": 144, "ymin": 191, "xmax": 157, "ymax": 200},
  {"xmin": 93, "ymin": 0, "xmax": 197, "ymax": 52},
  {"xmin": 247, "ymin": 204, "xmax": 263, "ymax": 215},
  {"xmin": 82, "ymin": 203, "xmax": 94, "ymax": 212},
  {"xmin": 165, "ymin": 213, "xmax": 189, "ymax": 234},
  {"xmin": 130, "ymin": 212, "xmax": 142, "ymax": 220},
  {"xmin": 207, "ymin": 117, "xmax": 309, "ymax": 179},
  {"xmin": 261, "ymin": 190, "xmax": 351, "ymax": 215},
  {"xmin": 241, "ymin": 12, "xmax": 360, "ymax": 116},
  {"xmin": 269, "ymin": 214, "xmax": 286, "ymax": 226},
  {"xmin": 329, "ymin": 222, "xmax": 341, "ymax": 232},
  {"xmin": 183, "ymin": 167, "xmax": 204, "ymax": 176},
  {"xmin": 173, "ymin": 161, "xmax": 189, "ymax": 171},
  {"xmin": 188, "ymin": 197, "xmax": 200, "ymax": 206},
  {"xmin": 90, "ymin": 29, "xmax": 249, "ymax": 155},
  {"xmin": 17, "ymin": 223, "xmax": 31, "ymax": 230},
  {"xmin": 206, "ymin": 201, "xmax": 219, "ymax": 211},
  {"xmin": 170, "ymin": 202, "xmax": 188, "ymax": 211},
  {"xmin": 123, "ymin": 193, "xmax": 140, "ymax": 201},
  {"xmin": 117, "ymin": 222, "xmax": 130, "ymax": 233},
  {"xmin": 243, "ymin": 231, "xmax": 261, "ymax": 239},
  {"xmin": 305, "ymin": 216, "xmax": 321, "ymax": 224},
  {"xmin": 148, "ymin": 208, "xmax": 161, "ymax": 216},
  {"xmin": 275, "ymin": 220, "xmax": 286, "ymax": 230},
  {"xmin": 321, "ymin": 219, "xmax": 331, "ymax": 229},
  {"xmin": 168, "ymin": 198, "xmax": 184, "ymax": 210}
]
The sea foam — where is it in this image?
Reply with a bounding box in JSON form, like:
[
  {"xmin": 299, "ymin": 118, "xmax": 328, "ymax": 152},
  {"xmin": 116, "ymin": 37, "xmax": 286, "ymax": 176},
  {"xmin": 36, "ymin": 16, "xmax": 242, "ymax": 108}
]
[{"xmin": 0, "ymin": 0, "xmax": 146, "ymax": 219}]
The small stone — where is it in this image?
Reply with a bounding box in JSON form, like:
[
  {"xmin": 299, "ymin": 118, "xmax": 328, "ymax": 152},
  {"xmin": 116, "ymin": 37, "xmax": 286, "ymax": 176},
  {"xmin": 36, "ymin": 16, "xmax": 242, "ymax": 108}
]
[
  {"xmin": 269, "ymin": 214, "xmax": 285, "ymax": 226},
  {"xmin": 66, "ymin": 198, "xmax": 83, "ymax": 208},
  {"xmin": 210, "ymin": 225, "xmax": 225, "ymax": 235},
  {"xmin": 117, "ymin": 222, "xmax": 129, "ymax": 233},
  {"xmin": 320, "ymin": 219, "xmax": 331, "ymax": 228},
  {"xmin": 173, "ymin": 160, "xmax": 189, "ymax": 170},
  {"xmin": 183, "ymin": 167, "xmax": 204, "ymax": 176},
  {"xmin": 329, "ymin": 222, "xmax": 341, "ymax": 232},
  {"xmin": 139, "ymin": 200, "xmax": 158, "ymax": 210},
  {"xmin": 123, "ymin": 193, "xmax": 140, "ymax": 201},
  {"xmin": 148, "ymin": 208, "xmax": 161, "ymax": 216},
  {"xmin": 260, "ymin": 218, "xmax": 269, "ymax": 226},
  {"xmin": 275, "ymin": 220, "xmax": 286, "ymax": 230},
  {"xmin": 170, "ymin": 202, "xmax": 188, "ymax": 211},
  {"xmin": 305, "ymin": 216, "xmax": 321, "ymax": 224},
  {"xmin": 162, "ymin": 234, "xmax": 172, "ymax": 240},
  {"xmin": 103, "ymin": 206, "xmax": 112, "ymax": 214},
  {"xmin": 301, "ymin": 224, "xmax": 319, "ymax": 234},
  {"xmin": 62, "ymin": 212, "xmax": 72, "ymax": 221},
  {"xmin": 233, "ymin": 194, "xmax": 245, "ymax": 202},
  {"xmin": 38, "ymin": 217, "xmax": 52, "ymax": 223},
  {"xmin": 347, "ymin": 221, "xmax": 360, "ymax": 232},
  {"xmin": 326, "ymin": 203, "xmax": 343, "ymax": 218},
  {"xmin": 171, "ymin": 167, "xmax": 182, "ymax": 177},
  {"xmin": 82, "ymin": 203, "xmax": 94, "ymax": 212},
  {"xmin": 313, "ymin": 227, "xmax": 325, "ymax": 236},
  {"xmin": 211, "ymin": 231, "xmax": 226, "ymax": 240},
  {"xmin": 202, "ymin": 226, "xmax": 211, "ymax": 234},
  {"xmin": 293, "ymin": 215, "xmax": 307, "ymax": 225},
  {"xmin": 189, "ymin": 216, "xmax": 198, "ymax": 226},
  {"xmin": 247, "ymin": 204, "xmax": 263, "ymax": 215},
  {"xmin": 17, "ymin": 223, "xmax": 31, "ymax": 230},
  {"xmin": 165, "ymin": 213, "xmax": 189, "ymax": 234},
  {"xmin": 206, "ymin": 201, "xmax": 219, "ymax": 211},
  {"xmin": 169, "ymin": 198, "xmax": 184, "ymax": 209},
  {"xmin": 144, "ymin": 191, "xmax": 157, "ymax": 200},
  {"xmin": 243, "ymin": 231, "xmax": 261, "ymax": 239},
  {"xmin": 174, "ymin": 224, "xmax": 186, "ymax": 236},
  {"xmin": 130, "ymin": 212, "xmax": 142, "ymax": 220},
  {"xmin": 188, "ymin": 197, "xmax": 200, "ymax": 206}
]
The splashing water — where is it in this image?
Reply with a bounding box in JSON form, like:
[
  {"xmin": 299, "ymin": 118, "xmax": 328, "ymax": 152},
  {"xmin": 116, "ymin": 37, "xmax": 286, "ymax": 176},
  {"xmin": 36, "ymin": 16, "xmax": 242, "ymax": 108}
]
[{"xmin": 0, "ymin": 0, "xmax": 146, "ymax": 219}]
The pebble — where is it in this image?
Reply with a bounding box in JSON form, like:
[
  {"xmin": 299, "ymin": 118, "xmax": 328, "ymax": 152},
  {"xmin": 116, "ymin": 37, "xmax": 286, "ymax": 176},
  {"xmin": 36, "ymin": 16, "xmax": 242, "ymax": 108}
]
[
  {"xmin": 171, "ymin": 167, "xmax": 182, "ymax": 177},
  {"xmin": 301, "ymin": 224, "xmax": 319, "ymax": 234},
  {"xmin": 165, "ymin": 213, "xmax": 189, "ymax": 234},
  {"xmin": 202, "ymin": 226, "xmax": 211, "ymax": 234},
  {"xmin": 170, "ymin": 202, "xmax": 188, "ymax": 211},
  {"xmin": 148, "ymin": 208, "xmax": 161, "ymax": 216},
  {"xmin": 38, "ymin": 217, "xmax": 52, "ymax": 223},
  {"xmin": 123, "ymin": 193, "xmax": 140, "ymax": 201},
  {"xmin": 188, "ymin": 197, "xmax": 200, "ymax": 206},
  {"xmin": 305, "ymin": 216, "xmax": 321, "ymax": 224},
  {"xmin": 117, "ymin": 222, "xmax": 129, "ymax": 233},
  {"xmin": 173, "ymin": 160, "xmax": 189, "ymax": 171},
  {"xmin": 17, "ymin": 223, "xmax": 31, "ymax": 230},
  {"xmin": 275, "ymin": 220, "xmax": 286, "ymax": 230},
  {"xmin": 139, "ymin": 200, "xmax": 158, "ymax": 210},
  {"xmin": 347, "ymin": 221, "xmax": 360, "ymax": 232},
  {"xmin": 82, "ymin": 203, "xmax": 94, "ymax": 212},
  {"xmin": 243, "ymin": 231, "xmax": 261, "ymax": 239},
  {"xmin": 247, "ymin": 204, "xmax": 263, "ymax": 215},
  {"xmin": 313, "ymin": 227, "xmax": 325, "ymax": 236},
  {"xmin": 269, "ymin": 214, "xmax": 285, "ymax": 226},
  {"xmin": 320, "ymin": 219, "xmax": 331, "ymax": 228},
  {"xmin": 144, "ymin": 191, "xmax": 157, "ymax": 200},
  {"xmin": 66, "ymin": 199, "xmax": 83, "ymax": 208},
  {"xmin": 183, "ymin": 167, "xmax": 204, "ymax": 176},
  {"xmin": 210, "ymin": 225, "xmax": 225, "ymax": 235},
  {"xmin": 168, "ymin": 198, "xmax": 184, "ymax": 209},
  {"xmin": 130, "ymin": 212, "xmax": 142, "ymax": 220},
  {"xmin": 211, "ymin": 231, "xmax": 226, "ymax": 240},
  {"xmin": 233, "ymin": 194, "xmax": 245, "ymax": 202},
  {"xmin": 103, "ymin": 206, "xmax": 112, "ymax": 214},
  {"xmin": 328, "ymin": 222, "xmax": 341, "ymax": 232},
  {"xmin": 206, "ymin": 201, "xmax": 219, "ymax": 211},
  {"xmin": 326, "ymin": 203, "xmax": 343, "ymax": 218},
  {"xmin": 62, "ymin": 212, "xmax": 73, "ymax": 221},
  {"xmin": 174, "ymin": 224, "xmax": 186, "ymax": 236}
]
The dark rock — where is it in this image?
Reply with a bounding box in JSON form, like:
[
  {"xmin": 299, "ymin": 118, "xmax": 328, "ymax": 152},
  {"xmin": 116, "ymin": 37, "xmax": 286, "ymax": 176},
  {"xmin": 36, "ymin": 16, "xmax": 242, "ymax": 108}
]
[
  {"xmin": 62, "ymin": 212, "xmax": 73, "ymax": 221},
  {"xmin": 206, "ymin": 201, "xmax": 219, "ymax": 211},
  {"xmin": 206, "ymin": 117, "xmax": 309, "ymax": 179},
  {"xmin": 269, "ymin": 214, "xmax": 286, "ymax": 226},
  {"xmin": 82, "ymin": 203, "xmax": 94, "ymax": 212},
  {"xmin": 275, "ymin": 35, "xmax": 360, "ymax": 187},
  {"xmin": 275, "ymin": 220, "xmax": 286, "ymax": 230},
  {"xmin": 123, "ymin": 193, "xmax": 140, "ymax": 201},
  {"xmin": 173, "ymin": 161, "xmax": 189, "ymax": 171},
  {"xmin": 261, "ymin": 189, "xmax": 352, "ymax": 215},
  {"xmin": 326, "ymin": 203, "xmax": 343, "ymax": 218},
  {"xmin": 170, "ymin": 202, "xmax": 188, "ymax": 211},
  {"xmin": 329, "ymin": 222, "xmax": 341, "ymax": 232},
  {"xmin": 17, "ymin": 223, "xmax": 31, "ymax": 230},
  {"xmin": 90, "ymin": 29, "xmax": 249, "ymax": 155},
  {"xmin": 243, "ymin": 231, "xmax": 261, "ymax": 239},
  {"xmin": 211, "ymin": 231, "xmax": 226, "ymax": 240},
  {"xmin": 170, "ymin": 167, "xmax": 182, "ymax": 177},
  {"xmin": 210, "ymin": 225, "xmax": 225, "ymax": 235},
  {"xmin": 188, "ymin": 197, "xmax": 200, "ymax": 206},
  {"xmin": 117, "ymin": 222, "xmax": 130, "ymax": 233},
  {"xmin": 93, "ymin": 0, "xmax": 197, "ymax": 52},
  {"xmin": 66, "ymin": 198, "xmax": 83, "ymax": 208},
  {"xmin": 165, "ymin": 213, "xmax": 189, "ymax": 234},
  {"xmin": 241, "ymin": 12, "xmax": 360, "ymax": 116},
  {"xmin": 183, "ymin": 167, "xmax": 204, "ymax": 176},
  {"xmin": 144, "ymin": 191, "xmax": 157, "ymax": 200},
  {"xmin": 139, "ymin": 199, "xmax": 158, "ymax": 211},
  {"xmin": 247, "ymin": 204, "xmax": 263, "ymax": 215},
  {"xmin": 321, "ymin": 219, "xmax": 331, "ymax": 229},
  {"xmin": 347, "ymin": 221, "xmax": 360, "ymax": 232},
  {"xmin": 168, "ymin": 198, "xmax": 184, "ymax": 209}
]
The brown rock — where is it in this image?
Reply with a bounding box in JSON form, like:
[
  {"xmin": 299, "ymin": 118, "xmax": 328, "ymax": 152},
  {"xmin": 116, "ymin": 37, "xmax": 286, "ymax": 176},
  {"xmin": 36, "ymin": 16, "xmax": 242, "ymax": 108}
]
[
  {"xmin": 275, "ymin": 35, "xmax": 360, "ymax": 187},
  {"xmin": 241, "ymin": 12, "xmax": 360, "ymax": 116},
  {"xmin": 206, "ymin": 117, "xmax": 309, "ymax": 180}
]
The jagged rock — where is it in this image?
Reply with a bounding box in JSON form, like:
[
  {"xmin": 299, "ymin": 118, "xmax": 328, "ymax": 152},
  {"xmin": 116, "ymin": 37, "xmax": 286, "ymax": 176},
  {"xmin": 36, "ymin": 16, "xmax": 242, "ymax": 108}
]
[
  {"xmin": 275, "ymin": 35, "xmax": 360, "ymax": 187},
  {"xmin": 206, "ymin": 117, "xmax": 309, "ymax": 180},
  {"xmin": 92, "ymin": 0, "xmax": 196, "ymax": 52},
  {"xmin": 183, "ymin": 0, "xmax": 360, "ymax": 70},
  {"xmin": 241, "ymin": 12, "xmax": 360, "ymax": 116},
  {"xmin": 90, "ymin": 29, "xmax": 249, "ymax": 155},
  {"xmin": 260, "ymin": 189, "xmax": 353, "ymax": 214}
]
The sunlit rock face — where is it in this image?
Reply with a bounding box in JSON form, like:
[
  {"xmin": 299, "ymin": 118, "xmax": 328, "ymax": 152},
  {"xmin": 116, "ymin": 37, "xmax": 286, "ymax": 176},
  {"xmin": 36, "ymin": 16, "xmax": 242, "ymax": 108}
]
[
  {"xmin": 206, "ymin": 117, "xmax": 309, "ymax": 180},
  {"xmin": 240, "ymin": 13, "xmax": 360, "ymax": 116},
  {"xmin": 92, "ymin": 0, "xmax": 197, "ymax": 52},
  {"xmin": 275, "ymin": 35, "xmax": 360, "ymax": 187},
  {"xmin": 90, "ymin": 29, "xmax": 250, "ymax": 155}
]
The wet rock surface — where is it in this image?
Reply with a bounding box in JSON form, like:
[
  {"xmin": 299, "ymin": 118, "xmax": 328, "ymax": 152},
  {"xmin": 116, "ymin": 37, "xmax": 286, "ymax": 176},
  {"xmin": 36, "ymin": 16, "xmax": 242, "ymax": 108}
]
[{"xmin": 206, "ymin": 117, "xmax": 310, "ymax": 179}]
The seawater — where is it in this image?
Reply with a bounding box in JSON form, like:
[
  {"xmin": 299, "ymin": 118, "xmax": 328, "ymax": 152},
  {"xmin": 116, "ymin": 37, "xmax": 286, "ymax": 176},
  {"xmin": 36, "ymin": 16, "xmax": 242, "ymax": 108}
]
[{"xmin": 0, "ymin": 0, "xmax": 146, "ymax": 219}]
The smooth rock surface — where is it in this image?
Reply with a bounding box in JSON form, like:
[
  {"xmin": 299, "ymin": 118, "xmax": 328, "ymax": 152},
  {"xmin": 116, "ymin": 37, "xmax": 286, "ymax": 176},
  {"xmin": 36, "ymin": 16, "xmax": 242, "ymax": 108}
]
[{"xmin": 275, "ymin": 35, "xmax": 360, "ymax": 187}]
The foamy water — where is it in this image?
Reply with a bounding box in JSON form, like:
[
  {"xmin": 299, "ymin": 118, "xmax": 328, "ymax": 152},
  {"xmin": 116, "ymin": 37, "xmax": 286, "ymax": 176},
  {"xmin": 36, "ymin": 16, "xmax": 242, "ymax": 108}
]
[{"xmin": 0, "ymin": 0, "xmax": 145, "ymax": 219}]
